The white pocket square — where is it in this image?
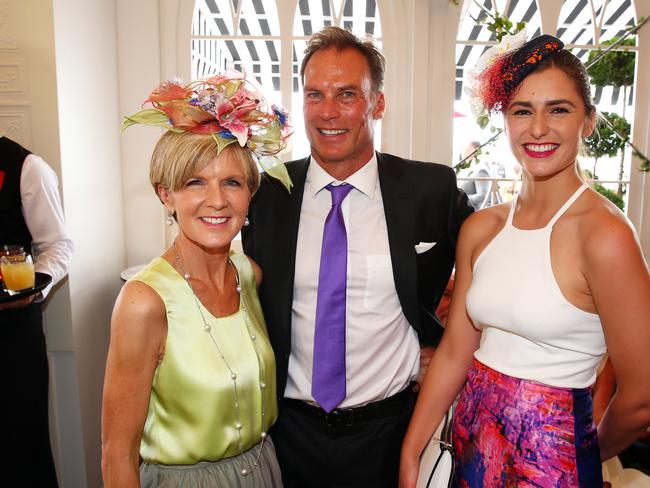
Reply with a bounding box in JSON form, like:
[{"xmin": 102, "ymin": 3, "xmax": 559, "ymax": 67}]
[{"xmin": 415, "ymin": 242, "xmax": 436, "ymax": 254}]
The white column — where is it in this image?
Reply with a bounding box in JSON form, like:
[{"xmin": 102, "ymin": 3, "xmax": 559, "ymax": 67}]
[
  {"xmin": 539, "ymin": 0, "xmax": 564, "ymax": 36},
  {"xmin": 426, "ymin": 0, "xmax": 461, "ymax": 165},
  {"xmin": 118, "ymin": 0, "xmax": 167, "ymax": 265},
  {"xmin": 627, "ymin": 0, "xmax": 650, "ymax": 255},
  {"xmin": 52, "ymin": 0, "xmax": 125, "ymax": 485},
  {"xmin": 380, "ymin": 0, "xmax": 459, "ymax": 165},
  {"xmin": 377, "ymin": 0, "xmax": 413, "ymax": 157}
]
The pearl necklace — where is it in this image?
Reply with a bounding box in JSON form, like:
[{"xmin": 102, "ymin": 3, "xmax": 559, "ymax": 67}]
[{"xmin": 173, "ymin": 241, "xmax": 268, "ymax": 476}]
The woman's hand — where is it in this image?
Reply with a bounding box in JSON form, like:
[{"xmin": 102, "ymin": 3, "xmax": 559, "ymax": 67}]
[{"xmin": 398, "ymin": 450, "xmax": 420, "ymax": 488}]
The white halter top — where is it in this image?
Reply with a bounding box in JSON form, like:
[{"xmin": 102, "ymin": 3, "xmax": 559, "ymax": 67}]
[{"xmin": 466, "ymin": 184, "xmax": 606, "ymax": 388}]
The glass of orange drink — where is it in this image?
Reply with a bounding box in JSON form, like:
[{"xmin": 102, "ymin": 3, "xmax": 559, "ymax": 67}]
[{"xmin": 1, "ymin": 246, "xmax": 35, "ymax": 292}]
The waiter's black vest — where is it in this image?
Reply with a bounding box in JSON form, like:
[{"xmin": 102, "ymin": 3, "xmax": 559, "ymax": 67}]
[{"xmin": 0, "ymin": 136, "xmax": 33, "ymax": 253}]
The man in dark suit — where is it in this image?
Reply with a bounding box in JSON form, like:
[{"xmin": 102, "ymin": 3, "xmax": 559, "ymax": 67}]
[{"xmin": 243, "ymin": 26, "xmax": 472, "ymax": 488}]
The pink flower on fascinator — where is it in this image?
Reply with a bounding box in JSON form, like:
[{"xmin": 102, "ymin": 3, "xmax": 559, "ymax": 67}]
[{"xmin": 216, "ymin": 85, "xmax": 259, "ymax": 146}]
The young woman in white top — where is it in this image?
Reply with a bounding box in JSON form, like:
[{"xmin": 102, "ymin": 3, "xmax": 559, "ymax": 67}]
[{"xmin": 399, "ymin": 34, "xmax": 650, "ymax": 488}]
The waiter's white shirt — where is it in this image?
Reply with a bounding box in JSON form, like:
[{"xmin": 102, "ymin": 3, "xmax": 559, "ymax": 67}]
[
  {"xmin": 20, "ymin": 154, "xmax": 73, "ymax": 297},
  {"xmin": 286, "ymin": 155, "xmax": 420, "ymax": 407}
]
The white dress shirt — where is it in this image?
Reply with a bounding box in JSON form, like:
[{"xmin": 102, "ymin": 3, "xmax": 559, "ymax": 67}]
[
  {"xmin": 20, "ymin": 154, "xmax": 73, "ymax": 297},
  {"xmin": 286, "ymin": 155, "xmax": 420, "ymax": 407}
]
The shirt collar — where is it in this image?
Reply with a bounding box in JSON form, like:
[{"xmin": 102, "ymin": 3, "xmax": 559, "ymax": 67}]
[{"xmin": 307, "ymin": 153, "xmax": 378, "ymax": 199}]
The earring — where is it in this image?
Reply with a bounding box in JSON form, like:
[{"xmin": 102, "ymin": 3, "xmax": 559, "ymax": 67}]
[
  {"xmin": 166, "ymin": 209, "xmax": 175, "ymax": 226},
  {"xmin": 243, "ymin": 216, "xmax": 250, "ymax": 227}
]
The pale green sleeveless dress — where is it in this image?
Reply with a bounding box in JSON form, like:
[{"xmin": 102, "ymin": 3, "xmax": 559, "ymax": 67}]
[{"xmin": 130, "ymin": 251, "xmax": 282, "ymax": 487}]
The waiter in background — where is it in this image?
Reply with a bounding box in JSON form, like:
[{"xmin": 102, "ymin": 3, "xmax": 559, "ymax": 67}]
[{"xmin": 0, "ymin": 135, "xmax": 73, "ymax": 487}]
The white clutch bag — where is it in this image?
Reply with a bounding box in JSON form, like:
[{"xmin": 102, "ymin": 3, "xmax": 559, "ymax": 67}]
[{"xmin": 416, "ymin": 406, "xmax": 455, "ymax": 488}]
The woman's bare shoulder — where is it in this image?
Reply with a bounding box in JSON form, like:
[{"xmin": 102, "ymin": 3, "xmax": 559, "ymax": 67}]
[
  {"xmin": 112, "ymin": 280, "xmax": 167, "ymax": 339},
  {"xmin": 458, "ymin": 203, "xmax": 511, "ymax": 266},
  {"xmin": 576, "ymin": 188, "xmax": 640, "ymax": 261},
  {"xmin": 461, "ymin": 202, "xmax": 510, "ymax": 238},
  {"xmin": 117, "ymin": 279, "xmax": 165, "ymax": 314}
]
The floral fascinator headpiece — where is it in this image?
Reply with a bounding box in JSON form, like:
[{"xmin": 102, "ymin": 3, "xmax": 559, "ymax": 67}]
[
  {"xmin": 465, "ymin": 29, "xmax": 564, "ymax": 125},
  {"xmin": 123, "ymin": 69, "xmax": 293, "ymax": 191}
]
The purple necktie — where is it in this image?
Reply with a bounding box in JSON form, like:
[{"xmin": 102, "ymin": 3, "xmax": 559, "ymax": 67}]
[{"xmin": 312, "ymin": 183, "xmax": 354, "ymax": 412}]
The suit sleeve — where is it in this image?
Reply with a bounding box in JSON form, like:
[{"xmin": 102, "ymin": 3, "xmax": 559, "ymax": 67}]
[{"xmin": 447, "ymin": 169, "xmax": 474, "ymax": 250}]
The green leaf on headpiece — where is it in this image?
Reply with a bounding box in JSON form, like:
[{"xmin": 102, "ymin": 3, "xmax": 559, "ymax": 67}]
[
  {"xmin": 259, "ymin": 155, "xmax": 293, "ymax": 192},
  {"xmin": 121, "ymin": 108, "xmax": 171, "ymax": 132},
  {"xmin": 211, "ymin": 132, "xmax": 238, "ymax": 154},
  {"xmin": 249, "ymin": 123, "xmax": 284, "ymax": 154}
]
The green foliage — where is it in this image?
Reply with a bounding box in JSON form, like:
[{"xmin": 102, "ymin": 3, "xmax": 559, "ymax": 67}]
[
  {"xmin": 583, "ymin": 170, "xmax": 626, "ymax": 210},
  {"xmin": 633, "ymin": 149, "xmax": 650, "ymax": 172},
  {"xmin": 584, "ymin": 112, "xmax": 631, "ymax": 159},
  {"xmin": 453, "ymin": 129, "xmax": 503, "ymax": 175},
  {"xmin": 584, "ymin": 22, "xmax": 650, "ymax": 172},
  {"xmin": 484, "ymin": 12, "xmax": 526, "ymax": 42},
  {"xmin": 454, "ymin": 147, "xmax": 482, "ymax": 174},
  {"xmin": 594, "ymin": 182, "xmax": 625, "ymax": 210},
  {"xmin": 474, "ymin": 8, "xmax": 525, "ymax": 42},
  {"xmin": 587, "ymin": 37, "xmax": 636, "ymax": 88}
]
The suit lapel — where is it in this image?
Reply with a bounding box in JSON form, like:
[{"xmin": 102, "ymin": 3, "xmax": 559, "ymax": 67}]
[
  {"xmin": 275, "ymin": 158, "xmax": 310, "ymax": 332},
  {"xmin": 283, "ymin": 157, "xmax": 309, "ymax": 259},
  {"xmin": 377, "ymin": 153, "xmax": 419, "ymax": 328}
]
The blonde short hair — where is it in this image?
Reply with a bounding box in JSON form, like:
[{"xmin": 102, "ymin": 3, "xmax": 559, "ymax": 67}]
[{"xmin": 150, "ymin": 131, "xmax": 260, "ymax": 199}]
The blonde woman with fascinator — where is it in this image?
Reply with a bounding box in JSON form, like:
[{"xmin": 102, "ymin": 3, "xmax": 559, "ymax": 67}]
[
  {"xmin": 400, "ymin": 33, "xmax": 650, "ymax": 487},
  {"xmin": 101, "ymin": 71, "xmax": 292, "ymax": 487}
]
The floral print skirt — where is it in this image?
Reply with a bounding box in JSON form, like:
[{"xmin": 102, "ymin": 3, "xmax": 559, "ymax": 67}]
[{"xmin": 452, "ymin": 359, "xmax": 602, "ymax": 487}]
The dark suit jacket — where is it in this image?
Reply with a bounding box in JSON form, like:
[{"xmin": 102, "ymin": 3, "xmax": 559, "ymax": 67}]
[{"xmin": 242, "ymin": 152, "xmax": 473, "ymax": 398}]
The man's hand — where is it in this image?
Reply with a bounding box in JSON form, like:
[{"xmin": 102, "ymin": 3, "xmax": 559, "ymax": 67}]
[
  {"xmin": 414, "ymin": 346, "xmax": 436, "ymax": 392},
  {"xmin": 0, "ymin": 294, "xmax": 35, "ymax": 311}
]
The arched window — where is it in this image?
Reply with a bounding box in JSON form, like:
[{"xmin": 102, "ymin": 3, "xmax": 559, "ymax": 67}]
[{"xmin": 191, "ymin": 0, "xmax": 382, "ymax": 160}]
